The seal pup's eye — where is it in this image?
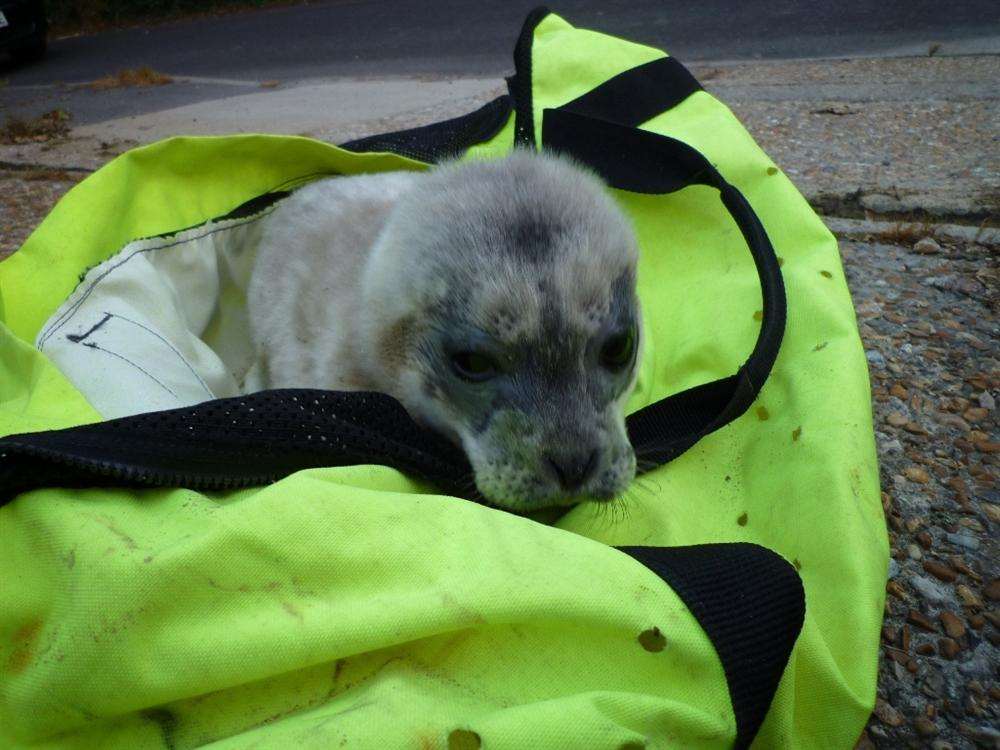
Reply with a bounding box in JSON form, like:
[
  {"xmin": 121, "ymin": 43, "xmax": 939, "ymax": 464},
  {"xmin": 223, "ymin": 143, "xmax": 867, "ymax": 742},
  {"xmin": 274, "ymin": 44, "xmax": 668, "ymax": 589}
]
[
  {"xmin": 450, "ymin": 351, "xmax": 498, "ymax": 382},
  {"xmin": 599, "ymin": 327, "xmax": 636, "ymax": 371}
]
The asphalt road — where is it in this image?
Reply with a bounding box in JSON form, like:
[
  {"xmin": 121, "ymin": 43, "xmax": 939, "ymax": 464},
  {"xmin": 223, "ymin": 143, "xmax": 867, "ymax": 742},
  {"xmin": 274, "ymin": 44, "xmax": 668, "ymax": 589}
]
[{"xmin": 2, "ymin": 0, "xmax": 999, "ymax": 125}]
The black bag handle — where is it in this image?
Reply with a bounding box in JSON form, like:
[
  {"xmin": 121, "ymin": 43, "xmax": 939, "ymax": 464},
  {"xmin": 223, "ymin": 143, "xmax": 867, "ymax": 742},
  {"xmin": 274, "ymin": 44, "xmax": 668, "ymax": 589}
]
[
  {"xmin": 506, "ymin": 7, "xmax": 785, "ymax": 464},
  {"xmin": 542, "ymin": 107, "xmax": 786, "ymax": 465}
]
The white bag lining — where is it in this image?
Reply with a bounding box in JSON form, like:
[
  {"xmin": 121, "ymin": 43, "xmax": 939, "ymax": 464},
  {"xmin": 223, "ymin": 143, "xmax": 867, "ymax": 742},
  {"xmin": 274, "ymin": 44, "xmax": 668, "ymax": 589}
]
[{"xmin": 36, "ymin": 202, "xmax": 285, "ymax": 419}]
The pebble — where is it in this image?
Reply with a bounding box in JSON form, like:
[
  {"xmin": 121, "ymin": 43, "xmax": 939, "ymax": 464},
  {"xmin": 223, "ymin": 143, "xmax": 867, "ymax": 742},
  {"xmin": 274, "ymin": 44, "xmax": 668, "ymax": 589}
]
[
  {"xmin": 964, "ymin": 694, "xmax": 983, "ymax": 718},
  {"xmin": 962, "ymin": 407, "xmax": 987, "ymax": 423},
  {"xmin": 907, "ymin": 609, "xmax": 938, "ymax": 632},
  {"xmin": 890, "ymin": 383, "xmax": 909, "ymax": 399},
  {"xmin": 921, "ymin": 559, "xmax": 956, "ymax": 582},
  {"xmin": 926, "ymin": 275, "xmax": 987, "ymax": 297},
  {"xmin": 887, "ymin": 559, "xmax": 901, "ymax": 579},
  {"xmin": 905, "ymin": 467, "xmax": 932, "ymax": 484},
  {"xmin": 978, "ymin": 391, "xmax": 995, "ymax": 410},
  {"xmin": 925, "ymin": 670, "xmax": 945, "ymax": 695},
  {"xmin": 907, "ymin": 543, "xmax": 922, "ymax": 560},
  {"xmin": 881, "ymin": 437, "xmax": 904, "ymax": 454},
  {"xmin": 936, "ymin": 413, "xmax": 970, "ymax": 431},
  {"xmin": 985, "ymin": 579, "xmax": 1000, "ymax": 601},
  {"xmin": 938, "ymin": 637, "xmax": 961, "ymax": 659},
  {"xmin": 955, "ymin": 585, "xmax": 982, "ymax": 609},
  {"xmin": 913, "ymin": 237, "xmax": 942, "ymax": 254},
  {"xmin": 958, "ymin": 517, "xmax": 983, "ymax": 533},
  {"xmin": 962, "ymin": 726, "xmax": 1000, "ymax": 745},
  {"xmin": 874, "ymin": 699, "xmax": 904, "ymax": 727},
  {"xmin": 866, "ymin": 350, "xmax": 886, "ymax": 368},
  {"xmin": 914, "ymin": 717, "xmax": 940, "ymax": 736},
  {"xmin": 911, "ymin": 575, "xmax": 950, "ymax": 603},
  {"xmin": 944, "ymin": 532, "xmax": 979, "ymax": 551},
  {"xmin": 916, "ymin": 531, "xmax": 933, "ymax": 549},
  {"xmin": 887, "ymin": 580, "xmax": 909, "ymax": 600},
  {"xmin": 939, "ymin": 612, "xmax": 966, "ymax": 639},
  {"xmin": 967, "ymin": 375, "xmax": 989, "ymax": 390},
  {"xmin": 956, "ymin": 332, "xmax": 990, "ymax": 350},
  {"xmin": 892, "ymin": 659, "xmax": 908, "ymax": 681},
  {"xmin": 947, "ymin": 556, "xmax": 977, "ymax": 579},
  {"xmin": 957, "ymin": 649, "xmax": 994, "ymax": 676}
]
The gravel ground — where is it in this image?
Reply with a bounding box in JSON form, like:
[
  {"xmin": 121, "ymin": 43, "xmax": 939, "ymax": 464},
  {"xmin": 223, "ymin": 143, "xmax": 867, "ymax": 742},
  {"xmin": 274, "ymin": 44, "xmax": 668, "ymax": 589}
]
[
  {"xmin": 0, "ymin": 167, "xmax": 85, "ymax": 258},
  {"xmin": 843, "ymin": 234, "xmax": 998, "ymax": 749},
  {"xmin": 1, "ymin": 53, "xmax": 997, "ymax": 749}
]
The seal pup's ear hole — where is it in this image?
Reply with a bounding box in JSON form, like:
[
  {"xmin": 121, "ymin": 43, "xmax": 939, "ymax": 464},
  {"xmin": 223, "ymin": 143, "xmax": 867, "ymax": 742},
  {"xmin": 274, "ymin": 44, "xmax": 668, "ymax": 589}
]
[
  {"xmin": 450, "ymin": 351, "xmax": 498, "ymax": 382},
  {"xmin": 599, "ymin": 327, "xmax": 637, "ymax": 371}
]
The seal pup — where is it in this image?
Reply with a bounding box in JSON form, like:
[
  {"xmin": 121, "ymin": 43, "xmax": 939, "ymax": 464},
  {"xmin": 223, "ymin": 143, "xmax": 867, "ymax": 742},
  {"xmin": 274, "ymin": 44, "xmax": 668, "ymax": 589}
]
[{"xmin": 247, "ymin": 150, "xmax": 642, "ymax": 512}]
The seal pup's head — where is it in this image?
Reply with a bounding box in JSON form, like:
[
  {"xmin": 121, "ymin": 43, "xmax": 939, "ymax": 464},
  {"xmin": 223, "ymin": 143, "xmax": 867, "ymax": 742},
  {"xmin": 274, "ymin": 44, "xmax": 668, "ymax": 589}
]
[{"xmin": 360, "ymin": 150, "xmax": 641, "ymax": 512}]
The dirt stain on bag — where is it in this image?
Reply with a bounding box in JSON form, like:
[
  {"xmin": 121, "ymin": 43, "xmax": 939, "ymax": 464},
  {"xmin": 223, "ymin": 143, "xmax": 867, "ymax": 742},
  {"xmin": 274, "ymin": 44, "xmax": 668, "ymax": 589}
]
[
  {"xmin": 281, "ymin": 601, "xmax": 304, "ymax": 622},
  {"xmin": 6, "ymin": 620, "xmax": 43, "ymax": 674},
  {"xmin": 448, "ymin": 728, "xmax": 482, "ymax": 750},
  {"xmin": 638, "ymin": 627, "xmax": 666, "ymax": 652}
]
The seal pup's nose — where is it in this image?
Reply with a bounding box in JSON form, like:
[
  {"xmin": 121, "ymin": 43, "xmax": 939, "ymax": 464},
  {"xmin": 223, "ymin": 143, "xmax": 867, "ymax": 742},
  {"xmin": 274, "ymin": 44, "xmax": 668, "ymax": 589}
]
[{"xmin": 544, "ymin": 448, "xmax": 599, "ymax": 491}]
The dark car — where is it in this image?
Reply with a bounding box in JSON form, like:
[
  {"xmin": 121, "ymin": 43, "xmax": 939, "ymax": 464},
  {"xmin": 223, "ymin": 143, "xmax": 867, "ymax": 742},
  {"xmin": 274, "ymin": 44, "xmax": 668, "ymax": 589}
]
[{"xmin": 0, "ymin": 0, "xmax": 47, "ymax": 64}]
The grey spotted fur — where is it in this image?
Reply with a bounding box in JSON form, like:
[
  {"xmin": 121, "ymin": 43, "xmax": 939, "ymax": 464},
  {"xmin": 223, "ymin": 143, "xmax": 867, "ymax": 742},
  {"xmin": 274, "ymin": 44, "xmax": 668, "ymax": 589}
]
[{"xmin": 248, "ymin": 150, "xmax": 641, "ymax": 511}]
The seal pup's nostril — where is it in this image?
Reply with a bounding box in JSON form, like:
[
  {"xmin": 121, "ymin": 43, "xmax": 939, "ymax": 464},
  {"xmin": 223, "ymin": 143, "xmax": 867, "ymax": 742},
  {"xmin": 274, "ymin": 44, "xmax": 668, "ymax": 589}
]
[{"xmin": 544, "ymin": 448, "xmax": 599, "ymax": 491}]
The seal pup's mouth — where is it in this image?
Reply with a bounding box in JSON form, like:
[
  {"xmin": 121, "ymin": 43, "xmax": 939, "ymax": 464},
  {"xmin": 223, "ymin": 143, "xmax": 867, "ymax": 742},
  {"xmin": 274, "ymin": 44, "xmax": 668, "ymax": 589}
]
[{"xmin": 456, "ymin": 409, "xmax": 638, "ymax": 513}]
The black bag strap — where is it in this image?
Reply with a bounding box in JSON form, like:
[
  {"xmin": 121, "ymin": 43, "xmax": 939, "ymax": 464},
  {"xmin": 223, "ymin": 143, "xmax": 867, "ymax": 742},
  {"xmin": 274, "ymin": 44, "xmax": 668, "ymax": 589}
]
[
  {"xmin": 539, "ymin": 82, "xmax": 785, "ymax": 468},
  {"xmin": 507, "ymin": 5, "xmax": 702, "ymax": 146},
  {"xmin": 0, "ymin": 390, "xmax": 473, "ymax": 504},
  {"xmin": 557, "ymin": 56, "xmax": 702, "ymax": 128}
]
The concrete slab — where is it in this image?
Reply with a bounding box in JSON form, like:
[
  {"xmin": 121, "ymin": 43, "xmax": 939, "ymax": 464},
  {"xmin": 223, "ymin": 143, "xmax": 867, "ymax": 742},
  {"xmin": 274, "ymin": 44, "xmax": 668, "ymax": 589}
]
[{"xmin": 71, "ymin": 77, "xmax": 502, "ymax": 143}]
